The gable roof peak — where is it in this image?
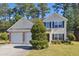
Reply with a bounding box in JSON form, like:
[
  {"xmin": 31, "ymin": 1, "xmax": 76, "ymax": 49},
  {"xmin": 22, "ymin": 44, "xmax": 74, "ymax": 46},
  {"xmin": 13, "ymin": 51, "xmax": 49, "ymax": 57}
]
[
  {"xmin": 44, "ymin": 13, "xmax": 68, "ymax": 21},
  {"xmin": 7, "ymin": 17, "xmax": 34, "ymax": 31}
]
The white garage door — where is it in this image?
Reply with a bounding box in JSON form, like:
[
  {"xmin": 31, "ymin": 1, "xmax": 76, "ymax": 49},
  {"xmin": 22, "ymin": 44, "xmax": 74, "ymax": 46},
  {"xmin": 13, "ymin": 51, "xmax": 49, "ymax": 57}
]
[
  {"xmin": 24, "ymin": 32, "xmax": 32, "ymax": 44},
  {"xmin": 11, "ymin": 33, "xmax": 23, "ymax": 44}
]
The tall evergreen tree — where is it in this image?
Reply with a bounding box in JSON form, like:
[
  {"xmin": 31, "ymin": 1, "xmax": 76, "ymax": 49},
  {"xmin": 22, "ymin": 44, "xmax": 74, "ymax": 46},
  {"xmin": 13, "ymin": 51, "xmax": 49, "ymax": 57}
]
[
  {"xmin": 0, "ymin": 3, "xmax": 8, "ymax": 21},
  {"xmin": 16, "ymin": 3, "xmax": 39, "ymax": 19},
  {"xmin": 37, "ymin": 3, "xmax": 50, "ymax": 20},
  {"xmin": 52, "ymin": 3, "xmax": 74, "ymax": 32}
]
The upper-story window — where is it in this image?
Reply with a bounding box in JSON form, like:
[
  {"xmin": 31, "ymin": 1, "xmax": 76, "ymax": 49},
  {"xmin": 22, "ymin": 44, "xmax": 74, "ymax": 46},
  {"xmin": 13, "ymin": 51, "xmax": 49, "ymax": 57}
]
[
  {"xmin": 53, "ymin": 21, "xmax": 64, "ymax": 28},
  {"xmin": 59, "ymin": 21, "xmax": 64, "ymax": 28},
  {"xmin": 44, "ymin": 22, "xmax": 51, "ymax": 28},
  {"xmin": 44, "ymin": 21, "xmax": 64, "ymax": 28}
]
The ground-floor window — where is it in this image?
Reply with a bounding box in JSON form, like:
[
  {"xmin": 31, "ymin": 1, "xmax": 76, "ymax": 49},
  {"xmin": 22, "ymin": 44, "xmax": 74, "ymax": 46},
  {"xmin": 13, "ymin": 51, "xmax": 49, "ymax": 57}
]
[{"xmin": 52, "ymin": 34, "xmax": 64, "ymax": 40}]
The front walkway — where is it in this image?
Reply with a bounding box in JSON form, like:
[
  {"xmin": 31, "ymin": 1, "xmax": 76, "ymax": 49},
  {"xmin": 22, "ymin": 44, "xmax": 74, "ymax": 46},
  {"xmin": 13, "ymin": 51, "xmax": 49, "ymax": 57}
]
[{"xmin": 0, "ymin": 44, "xmax": 32, "ymax": 56}]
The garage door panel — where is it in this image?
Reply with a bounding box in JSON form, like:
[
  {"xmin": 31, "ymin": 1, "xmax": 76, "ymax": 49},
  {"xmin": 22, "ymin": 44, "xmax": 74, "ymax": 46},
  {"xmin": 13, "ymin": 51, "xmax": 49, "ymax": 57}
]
[
  {"xmin": 11, "ymin": 33, "xmax": 23, "ymax": 44},
  {"xmin": 24, "ymin": 32, "xmax": 32, "ymax": 44}
]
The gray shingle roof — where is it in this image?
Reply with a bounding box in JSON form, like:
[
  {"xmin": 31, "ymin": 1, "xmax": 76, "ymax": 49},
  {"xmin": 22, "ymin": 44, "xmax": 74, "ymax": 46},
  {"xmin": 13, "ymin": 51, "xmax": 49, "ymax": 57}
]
[
  {"xmin": 7, "ymin": 17, "xmax": 34, "ymax": 32},
  {"xmin": 43, "ymin": 13, "xmax": 68, "ymax": 22},
  {"xmin": 7, "ymin": 13, "xmax": 68, "ymax": 32}
]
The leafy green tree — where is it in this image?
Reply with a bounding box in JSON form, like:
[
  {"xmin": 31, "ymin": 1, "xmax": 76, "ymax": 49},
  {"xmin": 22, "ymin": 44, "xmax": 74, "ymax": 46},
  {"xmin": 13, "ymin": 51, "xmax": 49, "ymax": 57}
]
[
  {"xmin": 14, "ymin": 13, "xmax": 22, "ymax": 22},
  {"xmin": 31, "ymin": 19, "xmax": 46, "ymax": 33},
  {"xmin": 30, "ymin": 19, "xmax": 48, "ymax": 49}
]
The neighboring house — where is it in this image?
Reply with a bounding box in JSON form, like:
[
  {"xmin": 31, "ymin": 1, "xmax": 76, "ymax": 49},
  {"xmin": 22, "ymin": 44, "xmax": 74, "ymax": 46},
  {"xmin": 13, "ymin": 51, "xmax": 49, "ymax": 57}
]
[{"xmin": 7, "ymin": 13, "xmax": 68, "ymax": 44}]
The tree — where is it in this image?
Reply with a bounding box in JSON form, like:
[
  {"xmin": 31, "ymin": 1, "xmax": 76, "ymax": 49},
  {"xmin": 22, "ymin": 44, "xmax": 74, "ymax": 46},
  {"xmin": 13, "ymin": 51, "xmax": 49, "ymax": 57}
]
[
  {"xmin": 71, "ymin": 4, "xmax": 79, "ymax": 41},
  {"xmin": 0, "ymin": 3, "xmax": 8, "ymax": 21},
  {"xmin": 31, "ymin": 19, "xmax": 46, "ymax": 33},
  {"xmin": 7, "ymin": 8, "xmax": 13, "ymax": 21},
  {"xmin": 30, "ymin": 19, "xmax": 48, "ymax": 49},
  {"xmin": 37, "ymin": 3, "xmax": 50, "ymax": 19},
  {"xmin": 64, "ymin": 4, "xmax": 75, "ymax": 32},
  {"xmin": 52, "ymin": 3, "xmax": 75, "ymax": 32},
  {"xmin": 15, "ymin": 3, "xmax": 50, "ymax": 20},
  {"xmin": 52, "ymin": 3, "xmax": 63, "ymax": 13},
  {"xmin": 16, "ymin": 3, "xmax": 39, "ymax": 19},
  {"xmin": 14, "ymin": 13, "xmax": 22, "ymax": 22},
  {"xmin": 0, "ymin": 21, "xmax": 11, "ymax": 32}
]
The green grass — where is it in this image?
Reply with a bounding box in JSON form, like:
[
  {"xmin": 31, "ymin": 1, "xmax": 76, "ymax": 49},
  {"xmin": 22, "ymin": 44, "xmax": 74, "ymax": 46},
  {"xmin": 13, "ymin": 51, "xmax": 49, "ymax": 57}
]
[{"xmin": 27, "ymin": 41, "xmax": 79, "ymax": 56}]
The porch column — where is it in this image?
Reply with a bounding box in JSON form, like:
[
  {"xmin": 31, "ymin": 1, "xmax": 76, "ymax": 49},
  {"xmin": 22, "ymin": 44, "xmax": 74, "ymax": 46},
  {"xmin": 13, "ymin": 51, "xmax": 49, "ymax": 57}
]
[
  {"xmin": 64, "ymin": 21, "xmax": 67, "ymax": 41},
  {"xmin": 49, "ymin": 33, "xmax": 52, "ymax": 46}
]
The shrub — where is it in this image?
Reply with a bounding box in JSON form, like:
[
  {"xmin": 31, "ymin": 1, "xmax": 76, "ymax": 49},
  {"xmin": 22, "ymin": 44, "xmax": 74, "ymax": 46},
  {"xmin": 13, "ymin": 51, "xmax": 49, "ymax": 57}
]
[
  {"xmin": 0, "ymin": 32, "xmax": 8, "ymax": 40},
  {"xmin": 30, "ymin": 40, "xmax": 48, "ymax": 49},
  {"xmin": 30, "ymin": 19, "xmax": 48, "ymax": 49},
  {"xmin": 30, "ymin": 33, "xmax": 48, "ymax": 49},
  {"xmin": 51, "ymin": 40, "xmax": 61, "ymax": 44},
  {"xmin": 51, "ymin": 40, "xmax": 72, "ymax": 45},
  {"xmin": 67, "ymin": 33, "xmax": 76, "ymax": 41},
  {"xmin": 61, "ymin": 40, "xmax": 71, "ymax": 44}
]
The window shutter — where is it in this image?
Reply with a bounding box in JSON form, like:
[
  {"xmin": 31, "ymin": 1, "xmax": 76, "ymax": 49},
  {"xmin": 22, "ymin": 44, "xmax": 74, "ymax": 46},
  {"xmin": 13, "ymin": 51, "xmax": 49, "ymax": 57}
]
[
  {"xmin": 63, "ymin": 34, "xmax": 64, "ymax": 40},
  {"xmin": 53, "ymin": 22, "xmax": 54, "ymax": 28},
  {"xmin": 62, "ymin": 21, "xmax": 64, "ymax": 28}
]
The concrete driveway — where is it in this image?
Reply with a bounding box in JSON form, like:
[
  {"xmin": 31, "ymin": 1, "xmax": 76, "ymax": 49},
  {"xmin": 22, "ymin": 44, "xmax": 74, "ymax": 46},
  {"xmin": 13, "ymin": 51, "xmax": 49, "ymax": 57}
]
[{"xmin": 0, "ymin": 44, "xmax": 32, "ymax": 56}]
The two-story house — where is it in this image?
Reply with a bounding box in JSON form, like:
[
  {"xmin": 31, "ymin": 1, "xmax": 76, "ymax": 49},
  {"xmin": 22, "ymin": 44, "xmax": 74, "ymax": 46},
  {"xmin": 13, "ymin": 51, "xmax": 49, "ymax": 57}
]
[
  {"xmin": 7, "ymin": 13, "xmax": 68, "ymax": 44},
  {"xmin": 43, "ymin": 13, "xmax": 68, "ymax": 42}
]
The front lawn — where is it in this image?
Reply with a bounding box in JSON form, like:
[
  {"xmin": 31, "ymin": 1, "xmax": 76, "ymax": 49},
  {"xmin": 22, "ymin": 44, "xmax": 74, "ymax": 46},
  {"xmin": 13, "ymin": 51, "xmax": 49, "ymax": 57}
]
[{"xmin": 27, "ymin": 41, "xmax": 79, "ymax": 56}]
